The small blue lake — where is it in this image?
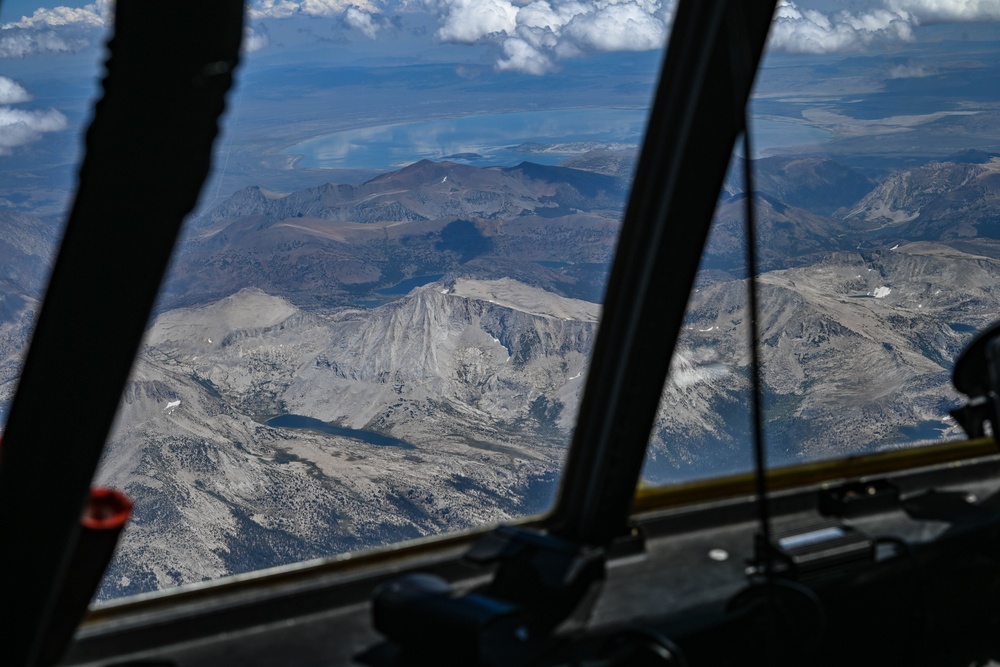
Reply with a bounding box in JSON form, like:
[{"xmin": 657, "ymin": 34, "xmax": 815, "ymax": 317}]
[
  {"xmin": 266, "ymin": 414, "xmax": 415, "ymax": 450},
  {"xmin": 748, "ymin": 116, "xmax": 832, "ymax": 157},
  {"xmin": 284, "ymin": 108, "xmax": 649, "ymax": 170},
  {"xmin": 285, "ymin": 108, "xmax": 831, "ymax": 170},
  {"xmin": 376, "ymin": 274, "xmax": 444, "ymax": 295}
]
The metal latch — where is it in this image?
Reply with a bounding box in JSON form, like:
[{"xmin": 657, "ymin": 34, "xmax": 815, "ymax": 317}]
[{"xmin": 760, "ymin": 518, "xmax": 874, "ymax": 580}]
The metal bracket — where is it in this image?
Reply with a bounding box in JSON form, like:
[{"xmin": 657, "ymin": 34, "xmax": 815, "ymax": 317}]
[
  {"xmin": 754, "ymin": 518, "xmax": 874, "ymax": 581},
  {"xmin": 367, "ymin": 527, "xmax": 605, "ymax": 667},
  {"xmin": 818, "ymin": 480, "xmax": 900, "ymax": 519},
  {"xmin": 951, "ymin": 322, "xmax": 1000, "ymax": 439}
]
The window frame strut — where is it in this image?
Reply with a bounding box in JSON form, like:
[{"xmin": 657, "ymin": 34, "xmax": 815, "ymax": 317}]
[
  {"xmin": 0, "ymin": 3, "xmax": 244, "ymax": 665},
  {"xmin": 548, "ymin": 0, "xmax": 779, "ymax": 548}
]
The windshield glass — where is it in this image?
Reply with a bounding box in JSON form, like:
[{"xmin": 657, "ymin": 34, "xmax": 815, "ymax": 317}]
[
  {"xmin": 6, "ymin": 0, "xmax": 998, "ymax": 603},
  {"xmin": 642, "ymin": 1, "xmax": 1000, "ymax": 486},
  {"xmin": 0, "ymin": 1, "xmax": 670, "ymax": 599},
  {"xmin": 0, "ymin": 5, "xmax": 109, "ymax": 427}
]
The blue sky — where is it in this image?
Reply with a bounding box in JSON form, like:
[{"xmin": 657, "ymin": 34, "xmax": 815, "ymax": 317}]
[
  {"xmin": 0, "ymin": 0, "xmax": 997, "ymax": 214},
  {"xmin": 2, "ymin": 1, "xmax": 999, "ymax": 72}
]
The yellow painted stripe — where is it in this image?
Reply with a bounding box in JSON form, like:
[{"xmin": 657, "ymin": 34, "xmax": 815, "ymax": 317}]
[{"xmin": 633, "ymin": 438, "xmax": 997, "ymax": 513}]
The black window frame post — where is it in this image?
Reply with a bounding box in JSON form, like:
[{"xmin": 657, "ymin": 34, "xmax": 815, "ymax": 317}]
[{"xmin": 0, "ymin": 3, "xmax": 244, "ymax": 665}]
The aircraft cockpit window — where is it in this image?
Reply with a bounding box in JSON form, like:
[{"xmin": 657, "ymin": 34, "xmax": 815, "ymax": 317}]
[
  {"xmin": 0, "ymin": 3, "xmax": 112, "ymax": 424},
  {"xmin": 3, "ymin": 0, "xmax": 999, "ymax": 618},
  {"xmin": 0, "ymin": 1, "xmax": 675, "ymax": 601},
  {"xmin": 642, "ymin": 4, "xmax": 1000, "ymax": 491}
]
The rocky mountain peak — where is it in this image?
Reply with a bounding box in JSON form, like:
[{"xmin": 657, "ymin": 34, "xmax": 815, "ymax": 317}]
[
  {"xmin": 201, "ymin": 185, "xmax": 273, "ymax": 226},
  {"xmin": 146, "ymin": 288, "xmax": 299, "ymax": 350},
  {"xmin": 734, "ymin": 155, "xmax": 874, "ymax": 215},
  {"xmin": 843, "ymin": 159, "xmax": 1000, "ymax": 239},
  {"xmin": 365, "ymin": 160, "xmax": 472, "ymax": 188}
]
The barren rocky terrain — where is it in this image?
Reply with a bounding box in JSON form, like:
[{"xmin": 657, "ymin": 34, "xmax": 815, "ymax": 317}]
[
  {"xmin": 96, "ymin": 280, "xmax": 589, "ymax": 596},
  {"xmin": 3, "ymin": 150, "xmax": 999, "ymax": 597}
]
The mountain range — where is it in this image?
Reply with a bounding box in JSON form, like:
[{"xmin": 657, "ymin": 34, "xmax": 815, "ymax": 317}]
[
  {"xmin": 2, "ymin": 150, "xmax": 998, "ymax": 596},
  {"xmin": 0, "ymin": 210, "xmax": 58, "ymax": 422},
  {"xmin": 95, "ymin": 280, "xmax": 590, "ymax": 596}
]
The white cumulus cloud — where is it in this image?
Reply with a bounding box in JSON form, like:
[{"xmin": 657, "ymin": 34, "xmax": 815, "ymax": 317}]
[
  {"xmin": 250, "ymin": 0, "xmax": 377, "ymax": 19},
  {"xmin": 497, "ymin": 36, "xmax": 554, "ymax": 74},
  {"xmin": 428, "ymin": 0, "xmax": 673, "ymax": 74},
  {"xmin": 0, "ymin": 29, "xmax": 89, "ymax": 58},
  {"xmin": 4, "ymin": 0, "xmax": 112, "ymax": 29},
  {"xmin": 770, "ymin": 1, "xmax": 914, "ymax": 54},
  {"xmin": 769, "ymin": 0, "xmax": 1000, "ymax": 55},
  {"xmin": 431, "ymin": 0, "xmax": 1000, "ymax": 70},
  {"xmin": 344, "ymin": 7, "xmax": 382, "ymax": 38},
  {"xmin": 6, "ymin": 0, "xmax": 998, "ymax": 72},
  {"xmin": 0, "ymin": 1, "xmax": 110, "ymax": 58},
  {"xmin": 889, "ymin": 0, "xmax": 1000, "ymax": 22},
  {"xmin": 562, "ymin": 1, "xmax": 666, "ymax": 52},
  {"xmin": 0, "ymin": 77, "xmax": 32, "ymax": 104},
  {"xmin": 243, "ymin": 24, "xmax": 272, "ymax": 53},
  {"xmin": 0, "ymin": 108, "xmax": 68, "ymax": 154},
  {"xmin": 304, "ymin": 0, "xmax": 376, "ymax": 14},
  {"xmin": 0, "ymin": 80, "xmax": 68, "ymax": 154},
  {"xmin": 250, "ymin": 0, "xmax": 306, "ymax": 19},
  {"xmin": 887, "ymin": 61, "xmax": 934, "ymax": 78},
  {"xmin": 433, "ymin": 0, "xmax": 519, "ymax": 42},
  {"xmin": 250, "ymin": 1, "xmax": 391, "ymax": 39}
]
